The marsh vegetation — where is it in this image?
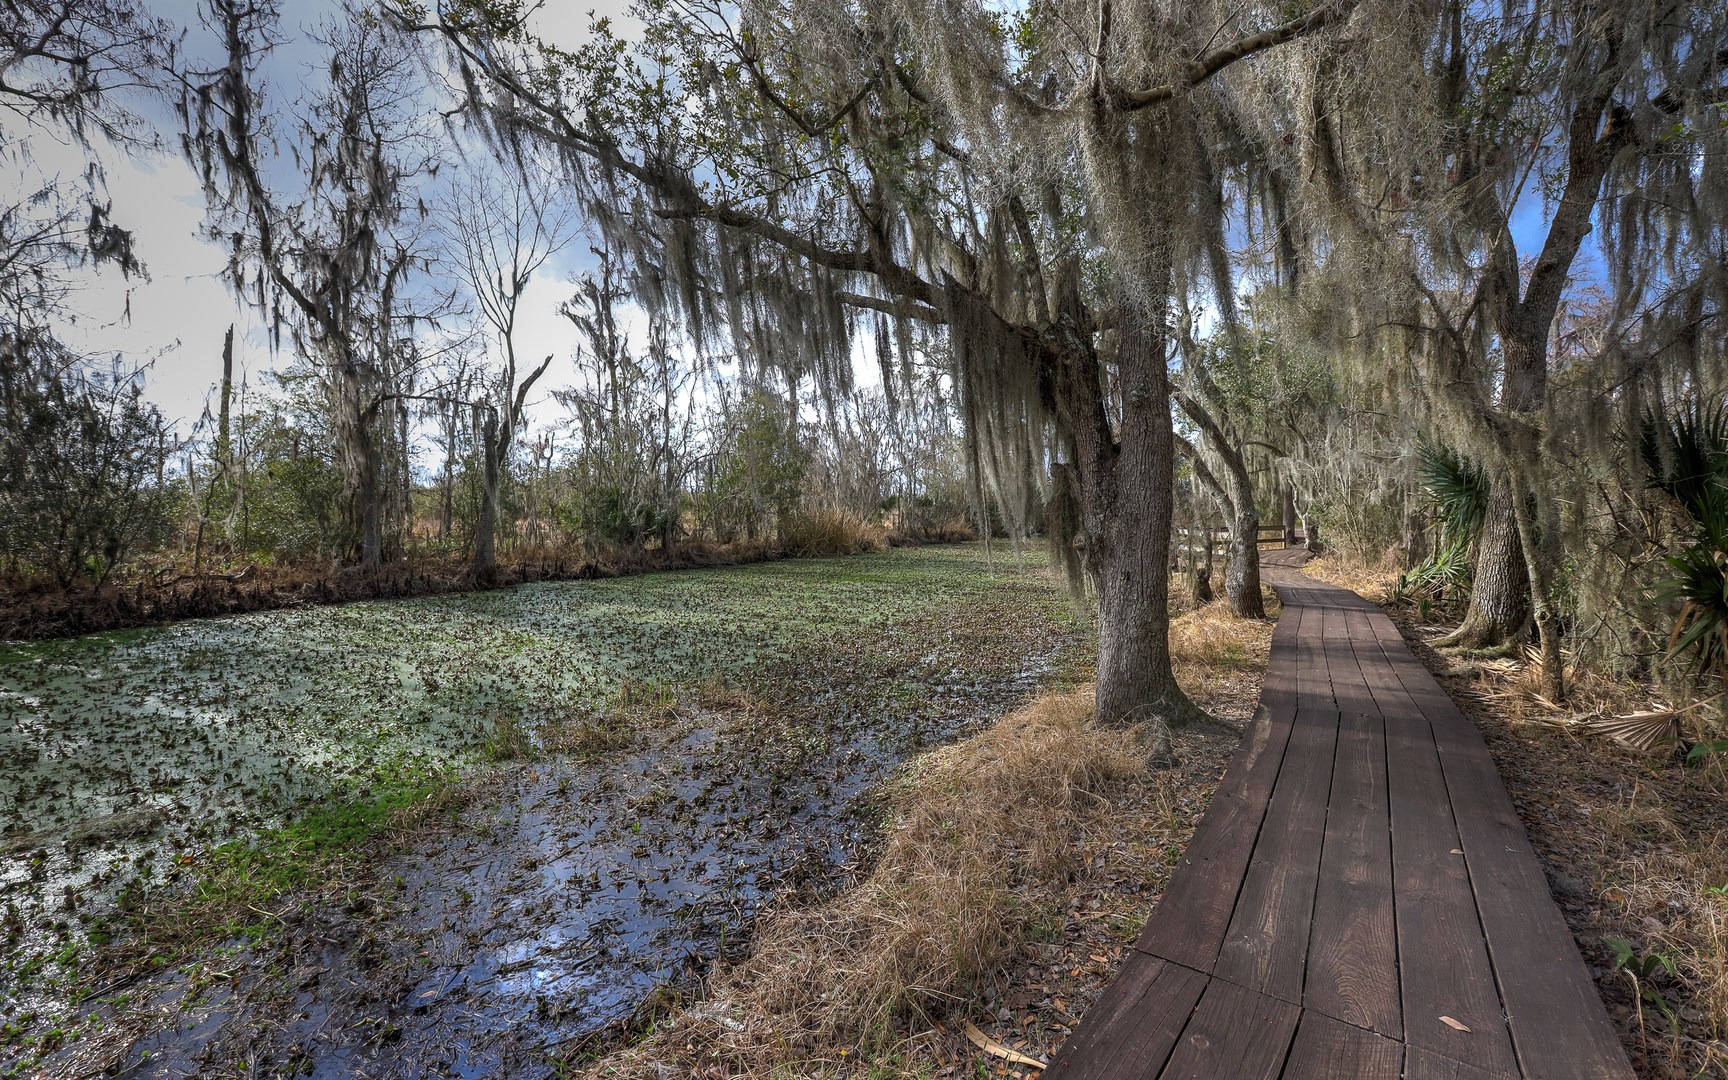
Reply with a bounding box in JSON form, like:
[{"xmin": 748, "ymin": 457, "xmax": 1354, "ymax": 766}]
[{"xmin": 0, "ymin": 544, "xmax": 1100, "ymax": 1075}]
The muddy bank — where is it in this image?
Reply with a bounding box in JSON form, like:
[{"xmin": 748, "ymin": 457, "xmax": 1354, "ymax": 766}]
[{"xmin": 44, "ymin": 645, "xmax": 1074, "ymax": 1078}]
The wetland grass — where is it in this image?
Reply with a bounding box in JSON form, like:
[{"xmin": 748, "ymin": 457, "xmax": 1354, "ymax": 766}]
[
  {"xmin": 3, "ymin": 544, "xmax": 1092, "ymax": 1078},
  {"xmin": 567, "ymin": 598, "xmax": 1275, "ymax": 1079}
]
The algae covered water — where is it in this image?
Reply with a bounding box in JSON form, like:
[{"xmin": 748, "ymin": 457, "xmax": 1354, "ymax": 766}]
[{"xmin": 1, "ymin": 545, "xmax": 1092, "ymax": 1077}]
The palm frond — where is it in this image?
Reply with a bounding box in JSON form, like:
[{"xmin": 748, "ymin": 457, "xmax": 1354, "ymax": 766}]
[{"xmin": 1416, "ymin": 437, "xmax": 1489, "ymax": 545}]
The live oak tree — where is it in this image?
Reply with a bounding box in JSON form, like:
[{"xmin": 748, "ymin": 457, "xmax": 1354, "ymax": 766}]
[
  {"xmin": 181, "ymin": 0, "xmax": 442, "ymax": 573},
  {"xmin": 1173, "ymin": 330, "xmax": 1267, "ymax": 620},
  {"xmin": 397, "ymin": 0, "xmax": 1372, "ymax": 755},
  {"xmin": 1260, "ymin": 0, "xmax": 1728, "ymax": 696}
]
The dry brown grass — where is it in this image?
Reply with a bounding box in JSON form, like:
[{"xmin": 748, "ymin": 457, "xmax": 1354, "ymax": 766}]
[
  {"xmin": 564, "ymin": 602, "xmax": 1279, "ymax": 1079},
  {"xmin": 780, "ymin": 509, "xmax": 890, "ymax": 557},
  {"xmin": 566, "ymin": 690, "xmax": 1144, "ymax": 1078},
  {"xmin": 1300, "ymin": 551, "xmax": 1403, "ymax": 605},
  {"xmin": 1168, "ymin": 595, "xmax": 1278, "ymax": 709},
  {"xmin": 1571, "ymin": 777, "xmax": 1728, "ymax": 1071}
]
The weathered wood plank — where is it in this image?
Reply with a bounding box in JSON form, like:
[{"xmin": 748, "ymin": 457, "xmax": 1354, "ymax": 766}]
[
  {"xmin": 1377, "ymin": 656, "xmax": 1520, "ymax": 1074},
  {"xmin": 1213, "ymin": 706, "xmax": 1339, "ymax": 1003},
  {"xmin": 1387, "ymin": 648, "xmax": 1634, "ymax": 1078},
  {"xmin": 1403, "ymin": 1044, "xmax": 1518, "ymax": 1080},
  {"xmin": 1157, "ymin": 977, "xmax": 1300, "ymax": 1080},
  {"xmin": 1046, "ymin": 952, "xmax": 1208, "ymax": 1079},
  {"xmin": 1280, "ymin": 1010, "xmax": 1402, "ymax": 1079},
  {"xmin": 1303, "ymin": 702, "xmax": 1400, "ymax": 1037},
  {"xmin": 1292, "ymin": 601, "xmax": 1334, "ymax": 709},
  {"xmin": 1058, "ymin": 562, "xmax": 1631, "ymax": 1079},
  {"xmin": 1134, "ymin": 612, "xmax": 1301, "ymax": 971}
]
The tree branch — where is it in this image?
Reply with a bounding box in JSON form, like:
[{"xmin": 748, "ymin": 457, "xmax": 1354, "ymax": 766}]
[{"xmin": 1119, "ymin": 6, "xmax": 1343, "ymax": 110}]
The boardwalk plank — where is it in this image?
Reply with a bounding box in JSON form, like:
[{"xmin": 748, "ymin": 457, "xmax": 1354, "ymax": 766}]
[
  {"xmin": 1328, "ymin": 606, "xmax": 1517, "ymax": 1071},
  {"xmin": 1280, "ymin": 1010, "xmax": 1402, "ymax": 1079},
  {"xmin": 1051, "ymin": 557, "xmax": 1632, "ymax": 1079},
  {"xmin": 1134, "ymin": 611, "xmax": 1301, "ymax": 971},
  {"xmin": 1213, "ymin": 703, "xmax": 1338, "ymax": 1003},
  {"xmin": 1303, "ymin": 704, "xmax": 1399, "ymax": 1037},
  {"xmin": 1403, "ymin": 1045, "xmax": 1518, "ymax": 1080},
  {"xmin": 1046, "ymin": 952, "xmax": 1207, "ymax": 1078},
  {"xmin": 1381, "ymin": 676, "xmax": 1520, "ymax": 1075},
  {"xmin": 1386, "ymin": 654, "xmax": 1634, "ymax": 1078},
  {"xmin": 1293, "ymin": 602, "xmax": 1334, "ymax": 709},
  {"xmin": 1157, "ymin": 977, "xmax": 1300, "ymax": 1080}
]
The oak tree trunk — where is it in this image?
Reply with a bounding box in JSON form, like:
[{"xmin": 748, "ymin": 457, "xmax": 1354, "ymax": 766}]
[
  {"xmin": 1073, "ymin": 290, "xmax": 1206, "ymax": 755},
  {"xmin": 1440, "ymin": 482, "xmax": 1529, "ymax": 650},
  {"xmin": 475, "ymin": 408, "xmax": 500, "ymax": 586},
  {"xmin": 342, "ymin": 386, "xmax": 385, "ymax": 576},
  {"xmin": 1225, "ymin": 505, "xmax": 1264, "ymax": 619}
]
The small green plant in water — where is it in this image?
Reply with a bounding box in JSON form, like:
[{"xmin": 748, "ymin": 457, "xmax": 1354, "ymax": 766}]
[
  {"xmin": 482, "ymin": 713, "xmax": 537, "ymax": 762},
  {"xmin": 195, "ymin": 776, "xmax": 448, "ymax": 913}
]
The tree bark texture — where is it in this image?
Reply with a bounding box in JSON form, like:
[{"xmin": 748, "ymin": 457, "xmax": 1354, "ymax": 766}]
[
  {"xmin": 475, "ymin": 408, "xmax": 500, "ymax": 586},
  {"xmin": 1440, "ymin": 482, "xmax": 1529, "ymax": 649},
  {"xmin": 334, "ymin": 368, "xmax": 386, "ymax": 575},
  {"xmin": 1178, "ymin": 396, "xmax": 1264, "ymax": 618},
  {"xmin": 1075, "ymin": 290, "xmax": 1206, "ymax": 749},
  {"xmin": 1448, "ymin": 75, "xmax": 1625, "ymax": 654}
]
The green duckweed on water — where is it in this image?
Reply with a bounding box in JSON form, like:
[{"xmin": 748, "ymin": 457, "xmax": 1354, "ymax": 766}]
[{"xmin": 0, "ymin": 545, "xmax": 1089, "ymax": 1013}]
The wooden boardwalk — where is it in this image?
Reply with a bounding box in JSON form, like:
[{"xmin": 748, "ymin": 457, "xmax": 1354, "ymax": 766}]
[{"xmin": 1048, "ymin": 549, "xmax": 1632, "ymax": 1079}]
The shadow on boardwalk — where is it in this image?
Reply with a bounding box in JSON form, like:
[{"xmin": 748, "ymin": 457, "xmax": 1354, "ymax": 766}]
[{"xmin": 1048, "ymin": 548, "xmax": 1634, "ymax": 1080}]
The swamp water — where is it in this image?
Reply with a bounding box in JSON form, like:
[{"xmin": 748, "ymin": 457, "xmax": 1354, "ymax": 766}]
[{"xmin": 0, "ymin": 545, "xmax": 1091, "ymax": 1077}]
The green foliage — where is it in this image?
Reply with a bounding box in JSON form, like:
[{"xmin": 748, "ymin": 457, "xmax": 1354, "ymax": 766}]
[
  {"xmin": 582, "ymin": 484, "xmax": 673, "ymax": 550},
  {"xmin": 697, "ymin": 387, "xmax": 811, "ymax": 544},
  {"xmin": 1400, "ymin": 541, "xmax": 1476, "ymax": 601},
  {"xmin": 1606, "ymin": 936, "xmax": 1680, "ymax": 1032},
  {"xmin": 1661, "ymin": 539, "xmax": 1728, "ymax": 677},
  {"xmin": 1416, "ymin": 438, "xmax": 1490, "ymax": 543},
  {"xmin": 196, "ymin": 778, "xmax": 447, "ymax": 907},
  {"xmin": 1642, "ymin": 406, "xmax": 1728, "ymax": 677},
  {"xmin": 1685, "ymin": 739, "xmax": 1728, "ymax": 765},
  {"xmin": 1400, "ymin": 439, "xmax": 1488, "ymax": 601},
  {"xmin": 233, "ymin": 403, "xmax": 347, "ymax": 560},
  {"xmin": 1641, "ymin": 405, "xmax": 1728, "ymax": 530},
  {"xmin": 0, "ymin": 339, "xmax": 177, "ymax": 587}
]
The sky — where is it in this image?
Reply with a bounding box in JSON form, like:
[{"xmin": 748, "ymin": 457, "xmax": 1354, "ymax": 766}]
[
  {"xmin": 15, "ymin": 0, "xmax": 1588, "ymax": 439},
  {"xmin": 12, "ymin": 0, "xmax": 636, "ymax": 433}
]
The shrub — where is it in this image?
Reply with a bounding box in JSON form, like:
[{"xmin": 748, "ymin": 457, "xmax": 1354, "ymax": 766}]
[{"xmin": 778, "ymin": 507, "xmax": 886, "ymax": 556}]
